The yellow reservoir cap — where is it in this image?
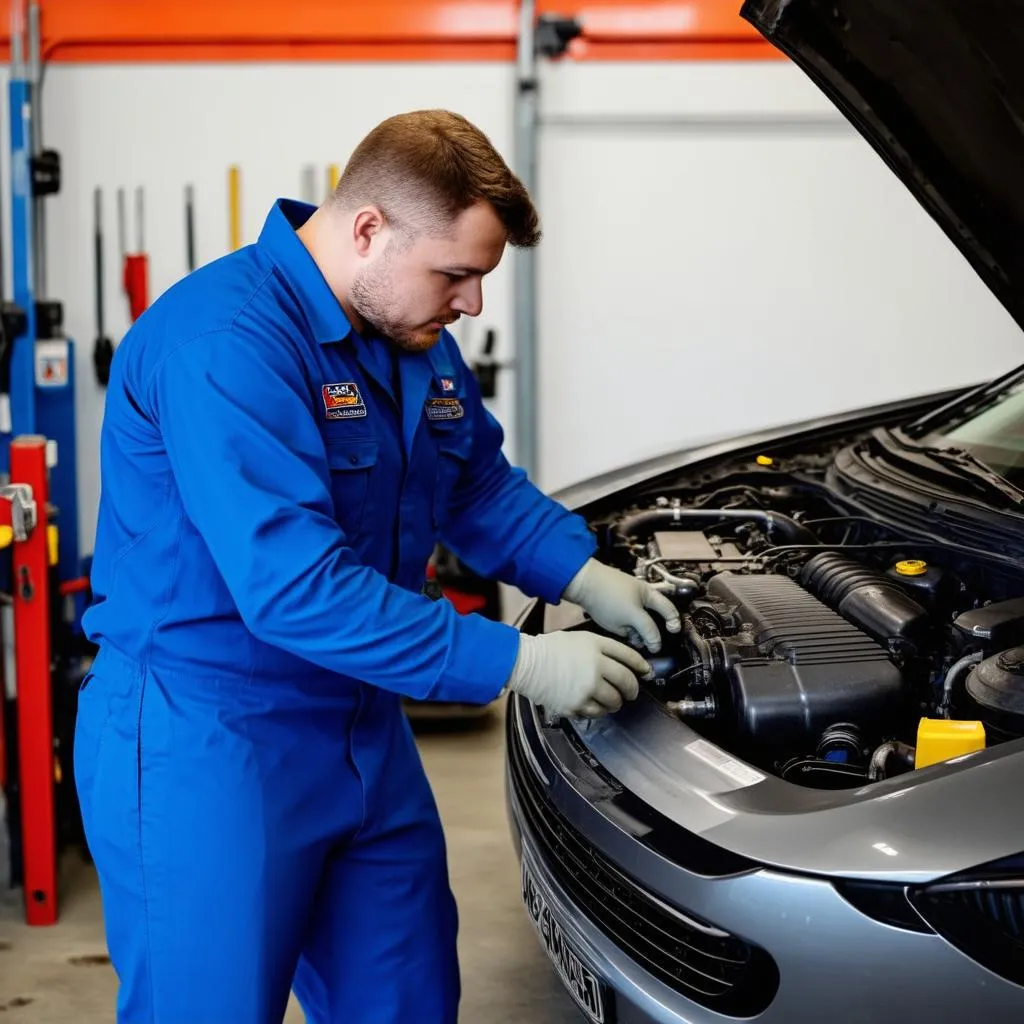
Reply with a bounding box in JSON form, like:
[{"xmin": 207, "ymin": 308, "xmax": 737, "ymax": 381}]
[
  {"xmin": 47, "ymin": 525, "xmax": 59, "ymax": 567},
  {"xmin": 895, "ymin": 559, "xmax": 928, "ymax": 576},
  {"xmin": 755, "ymin": 455, "xmax": 774, "ymax": 467},
  {"xmin": 915, "ymin": 718, "xmax": 986, "ymax": 769},
  {"xmin": 0, "ymin": 525, "xmax": 12, "ymax": 549}
]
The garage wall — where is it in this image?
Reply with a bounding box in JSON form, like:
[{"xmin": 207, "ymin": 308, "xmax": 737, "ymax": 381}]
[
  {"xmin": 534, "ymin": 61, "xmax": 1022, "ymax": 489},
  {"xmin": 13, "ymin": 57, "xmax": 1024, "ymax": 556}
]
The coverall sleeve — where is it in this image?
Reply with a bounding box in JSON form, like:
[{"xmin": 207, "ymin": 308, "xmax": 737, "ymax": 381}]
[
  {"xmin": 437, "ymin": 353, "xmax": 598, "ymax": 604},
  {"xmin": 147, "ymin": 328, "xmax": 518, "ymax": 704}
]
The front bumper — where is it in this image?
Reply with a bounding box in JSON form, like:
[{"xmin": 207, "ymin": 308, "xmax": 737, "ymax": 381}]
[{"xmin": 505, "ymin": 693, "xmax": 1024, "ymax": 1024}]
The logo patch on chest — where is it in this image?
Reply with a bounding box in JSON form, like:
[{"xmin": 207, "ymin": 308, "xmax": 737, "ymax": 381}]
[
  {"xmin": 425, "ymin": 397, "xmax": 465, "ymax": 421},
  {"xmin": 439, "ymin": 376, "xmax": 456, "ymax": 393},
  {"xmin": 322, "ymin": 382, "xmax": 367, "ymax": 420}
]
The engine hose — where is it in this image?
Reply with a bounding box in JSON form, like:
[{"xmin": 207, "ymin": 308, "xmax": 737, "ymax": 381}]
[
  {"xmin": 668, "ymin": 695, "xmax": 717, "ymax": 719},
  {"xmin": 645, "ymin": 562, "xmax": 700, "ymax": 598},
  {"xmin": 663, "ymin": 619, "xmax": 720, "ymax": 717},
  {"xmin": 940, "ymin": 650, "xmax": 984, "ymax": 717},
  {"xmin": 684, "ymin": 618, "xmax": 711, "ymax": 664},
  {"xmin": 869, "ymin": 742, "xmax": 897, "ymax": 781},
  {"xmin": 682, "ymin": 618, "xmax": 718, "ymax": 691},
  {"xmin": 868, "ymin": 740, "xmax": 916, "ymax": 781},
  {"xmin": 615, "ymin": 507, "xmax": 817, "ymax": 547}
]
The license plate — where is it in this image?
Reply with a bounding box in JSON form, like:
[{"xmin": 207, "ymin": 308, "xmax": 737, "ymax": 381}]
[{"xmin": 522, "ymin": 857, "xmax": 612, "ymax": 1024}]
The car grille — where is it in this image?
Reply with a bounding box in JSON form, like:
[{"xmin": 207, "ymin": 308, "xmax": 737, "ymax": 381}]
[{"xmin": 507, "ymin": 704, "xmax": 779, "ymax": 1016}]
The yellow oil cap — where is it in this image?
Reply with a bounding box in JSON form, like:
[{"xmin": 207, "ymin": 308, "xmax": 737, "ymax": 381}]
[
  {"xmin": 47, "ymin": 525, "xmax": 59, "ymax": 567},
  {"xmin": 755, "ymin": 455, "xmax": 774, "ymax": 467},
  {"xmin": 0, "ymin": 525, "xmax": 13, "ymax": 549},
  {"xmin": 915, "ymin": 718, "xmax": 986, "ymax": 770},
  {"xmin": 895, "ymin": 559, "xmax": 928, "ymax": 577}
]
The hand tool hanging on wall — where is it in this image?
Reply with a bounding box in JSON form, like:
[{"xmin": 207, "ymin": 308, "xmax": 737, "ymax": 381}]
[
  {"xmin": 185, "ymin": 184, "xmax": 197, "ymax": 273},
  {"xmin": 471, "ymin": 328, "xmax": 507, "ymax": 399},
  {"xmin": 327, "ymin": 164, "xmax": 340, "ymax": 200},
  {"xmin": 92, "ymin": 188, "xmax": 114, "ymax": 386},
  {"xmin": 118, "ymin": 186, "xmax": 150, "ymax": 323},
  {"xmin": 301, "ymin": 164, "xmax": 317, "ymax": 205},
  {"xmin": 228, "ymin": 165, "xmax": 242, "ymax": 251}
]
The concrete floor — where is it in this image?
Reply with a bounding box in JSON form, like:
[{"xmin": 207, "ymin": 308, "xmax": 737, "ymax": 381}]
[{"xmin": 0, "ymin": 701, "xmax": 581, "ymax": 1023}]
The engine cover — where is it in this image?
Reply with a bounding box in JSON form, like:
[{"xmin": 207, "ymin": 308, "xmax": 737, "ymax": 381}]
[{"xmin": 704, "ymin": 572, "xmax": 908, "ymax": 754}]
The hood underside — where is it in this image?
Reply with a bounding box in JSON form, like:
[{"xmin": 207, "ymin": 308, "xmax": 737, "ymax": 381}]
[{"xmin": 740, "ymin": 0, "xmax": 1024, "ymax": 334}]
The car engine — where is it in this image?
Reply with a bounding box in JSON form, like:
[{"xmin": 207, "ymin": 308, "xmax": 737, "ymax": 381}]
[{"xmin": 586, "ymin": 453, "xmax": 1024, "ymax": 789}]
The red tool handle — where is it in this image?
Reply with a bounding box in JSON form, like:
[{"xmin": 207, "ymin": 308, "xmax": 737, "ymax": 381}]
[{"xmin": 123, "ymin": 253, "xmax": 149, "ymax": 322}]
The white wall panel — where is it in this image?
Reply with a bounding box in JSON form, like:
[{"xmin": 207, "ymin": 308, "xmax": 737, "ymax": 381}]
[{"xmin": 535, "ymin": 62, "xmax": 1021, "ymax": 491}]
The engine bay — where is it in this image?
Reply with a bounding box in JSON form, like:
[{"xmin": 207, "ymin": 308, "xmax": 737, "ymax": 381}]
[{"xmin": 586, "ymin": 447, "xmax": 1024, "ymax": 790}]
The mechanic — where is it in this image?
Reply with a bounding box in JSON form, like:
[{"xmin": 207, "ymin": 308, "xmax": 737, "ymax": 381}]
[{"xmin": 74, "ymin": 109, "xmax": 681, "ymax": 1024}]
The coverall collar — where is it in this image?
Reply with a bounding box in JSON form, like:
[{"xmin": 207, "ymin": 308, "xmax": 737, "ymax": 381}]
[
  {"xmin": 257, "ymin": 199, "xmax": 457, "ymax": 455},
  {"xmin": 257, "ymin": 198, "xmax": 353, "ymax": 346}
]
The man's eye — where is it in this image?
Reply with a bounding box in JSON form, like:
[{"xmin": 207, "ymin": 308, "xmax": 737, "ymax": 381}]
[{"xmin": 443, "ymin": 272, "xmax": 465, "ymax": 282}]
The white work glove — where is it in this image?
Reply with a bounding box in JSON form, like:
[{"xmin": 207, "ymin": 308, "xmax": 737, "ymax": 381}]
[
  {"xmin": 563, "ymin": 558, "xmax": 682, "ymax": 653},
  {"xmin": 506, "ymin": 632, "xmax": 652, "ymax": 719}
]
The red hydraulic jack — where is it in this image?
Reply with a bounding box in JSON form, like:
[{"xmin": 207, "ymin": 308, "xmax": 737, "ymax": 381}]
[{"xmin": 0, "ymin": 437, "xmax": 58, "ymax": 925}]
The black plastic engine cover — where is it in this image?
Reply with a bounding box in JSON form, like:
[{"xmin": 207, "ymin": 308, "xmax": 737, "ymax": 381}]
[
  {"xmin": 800, "ymin": 552, "xmax": 929, "ymax": 650},
  {"xmin": 705, "ymin": 572, "xmax": 908, "ymax": 754}
]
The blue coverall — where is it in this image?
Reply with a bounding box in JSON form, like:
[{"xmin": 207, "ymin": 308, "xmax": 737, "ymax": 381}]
[{"xmin": 74, "ymin": 198, "xmax": 597, "ymax": 1023}]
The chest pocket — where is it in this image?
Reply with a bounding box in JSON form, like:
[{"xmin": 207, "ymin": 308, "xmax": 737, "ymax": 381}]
[
  {"xmin": 325, "ymin": 436, "xmax": 379, "ymax": 534},
  {"xmin": 430, "ymin": 422, "xmax": 473, "ymax": 529}
]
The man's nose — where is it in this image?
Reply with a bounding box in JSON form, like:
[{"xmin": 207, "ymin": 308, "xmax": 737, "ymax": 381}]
[{"xmin": 451, "ymin": 280, "xmax": 483, "ymax": 318}]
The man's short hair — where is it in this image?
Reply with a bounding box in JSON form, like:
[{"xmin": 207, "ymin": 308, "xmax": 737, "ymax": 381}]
[{"xmin": 333, "ymin": 109, "xmax": 540, "ymax": 248}]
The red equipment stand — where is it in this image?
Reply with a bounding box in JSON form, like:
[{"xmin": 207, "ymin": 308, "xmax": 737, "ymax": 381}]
[{"xmin": 1, "ymin": 436, "xmax": 57, "ymax": 925}]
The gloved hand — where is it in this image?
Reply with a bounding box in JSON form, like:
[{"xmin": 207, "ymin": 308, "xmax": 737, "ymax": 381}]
[
  {"xmin": 505, "ymin": 631, "xmax": 652, "ymax": 719},
  {"xmin": 563, "ymin": 558, "xmax": 682, "ymax": 653}
]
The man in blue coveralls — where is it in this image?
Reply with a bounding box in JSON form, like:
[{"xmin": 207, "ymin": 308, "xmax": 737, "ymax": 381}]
[{"xmin": 75, "ymin": 109, "xmax": 680, "ymax": 1023}]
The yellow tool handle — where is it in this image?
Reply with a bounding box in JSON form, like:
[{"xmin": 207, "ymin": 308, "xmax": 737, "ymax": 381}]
[
  {"xmin": 328, "ymin": 163, "xmax": 340, "ymax": 196},
  {"xmin": 228, "ymin": 165, "xmax": 242, "ymax": 251}
]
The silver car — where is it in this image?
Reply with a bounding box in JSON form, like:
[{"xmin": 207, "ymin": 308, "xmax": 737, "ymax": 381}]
[{"xmin": 505, "ymin": 1, "xmax": 1024, "ymax": 1020}]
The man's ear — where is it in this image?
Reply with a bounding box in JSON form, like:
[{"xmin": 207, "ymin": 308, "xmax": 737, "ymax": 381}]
[{"xmin": 352, "ymin": 206, "xmax": 386, "ymax": 257}]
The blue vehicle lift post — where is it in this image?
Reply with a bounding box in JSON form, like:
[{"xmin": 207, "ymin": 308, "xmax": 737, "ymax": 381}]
[{"xmin": 8, "ymin": 0, "xmax": 83, "ymax": 609}]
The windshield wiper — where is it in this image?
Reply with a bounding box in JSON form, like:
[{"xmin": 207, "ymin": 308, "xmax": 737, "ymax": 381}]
[
  {"xmin": 887, "ymin": 430, "xmax": 1024, "ymax": 509},
  {"xmin": 907, "ymin": 364, "xmax": 1024, "ymax": 437}
]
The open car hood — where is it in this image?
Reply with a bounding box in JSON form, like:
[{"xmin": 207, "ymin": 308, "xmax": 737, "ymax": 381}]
[{"xmin": 740, "ymin": 0, "xmax": 1024, "ymax": 334}]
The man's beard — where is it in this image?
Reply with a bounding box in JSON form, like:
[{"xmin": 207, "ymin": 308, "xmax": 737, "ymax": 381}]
[{"xmin": 350, "ymin": 257, "xmax": 445, "ymax": 353}]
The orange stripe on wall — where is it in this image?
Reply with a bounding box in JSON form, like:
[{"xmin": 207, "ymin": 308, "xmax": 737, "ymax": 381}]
[{"xmin": 0, "ymin": 0, "xmax": 781, "ymax": 63}]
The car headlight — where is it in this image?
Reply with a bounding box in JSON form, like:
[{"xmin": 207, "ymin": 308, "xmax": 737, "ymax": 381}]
[{"xmin": 909, "ymin": 854, "xmax": 1024, "ymax": 986}]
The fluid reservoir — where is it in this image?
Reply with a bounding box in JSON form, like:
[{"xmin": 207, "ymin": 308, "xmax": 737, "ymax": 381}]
[
  {"xmin": 885, "ymin": 559, "xmax": 944, "ymax": 603},
  {"xmin": 915, "ymin": 718, "xmax": 986, "ymax": 769}
]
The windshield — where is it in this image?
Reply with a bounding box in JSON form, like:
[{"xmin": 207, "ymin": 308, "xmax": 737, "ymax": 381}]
[{"xmin": 922, "ymin": 379, "xmax": 1024, "ymax": 485}]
